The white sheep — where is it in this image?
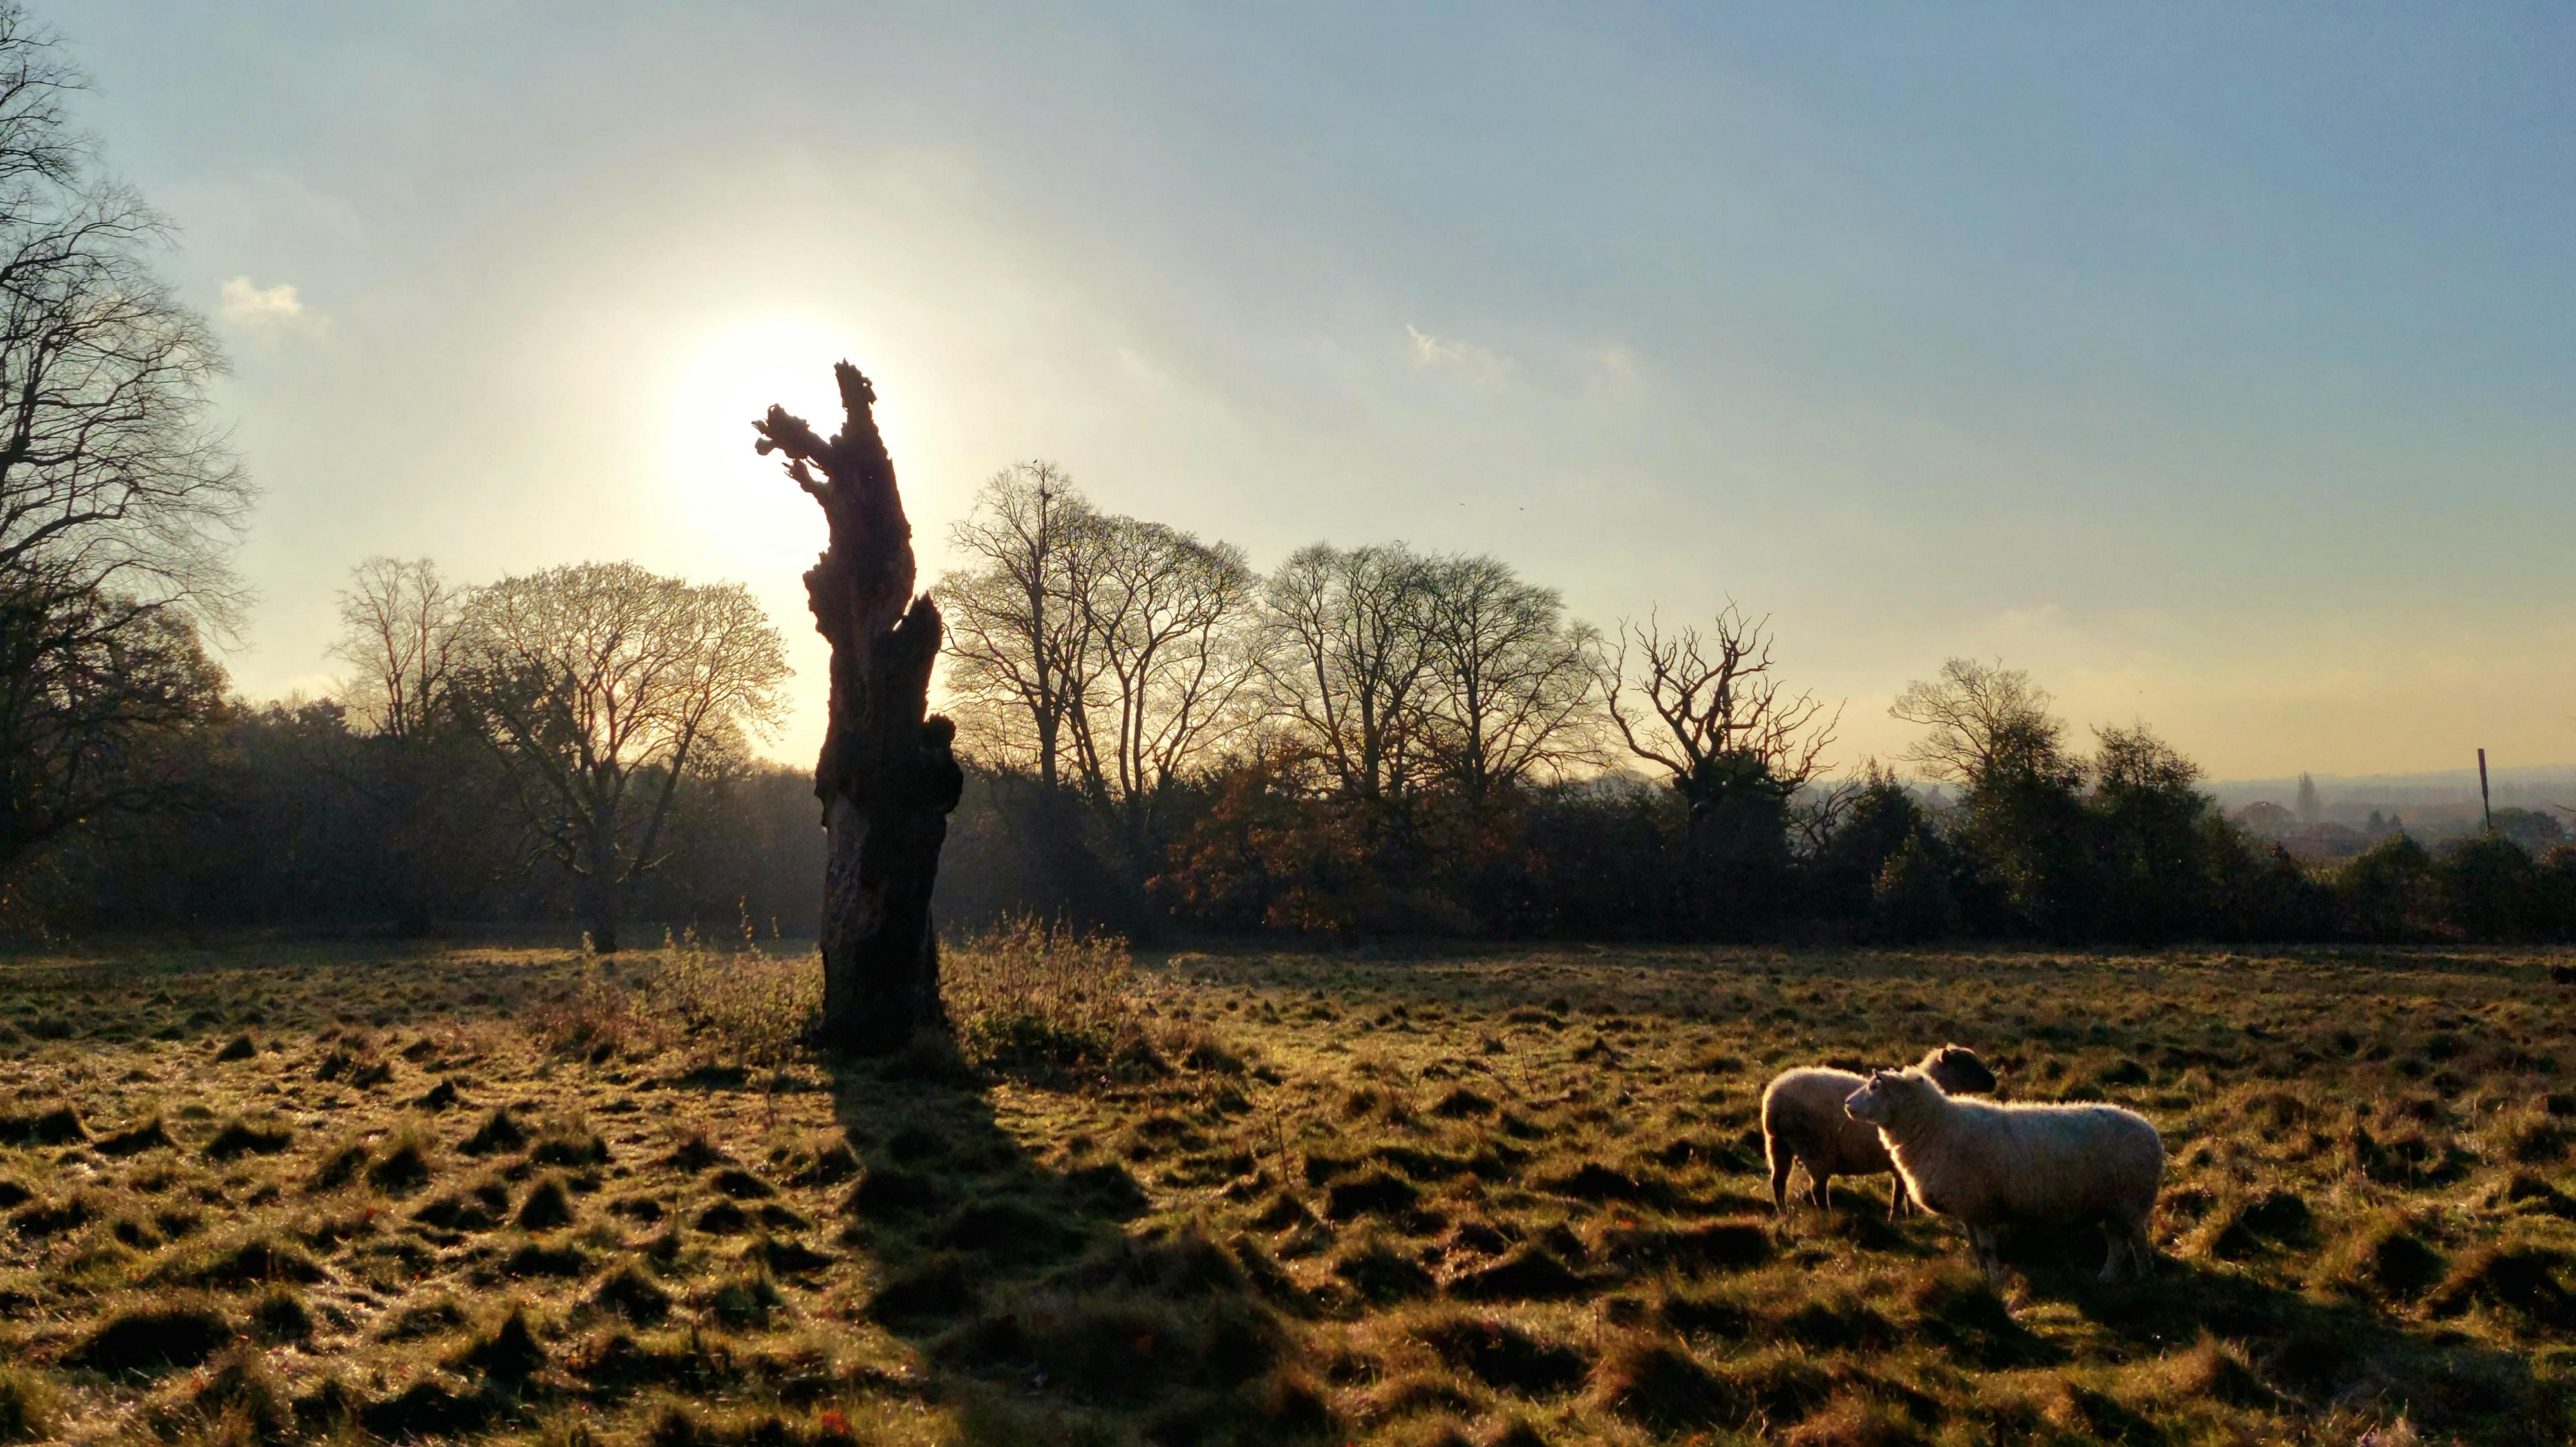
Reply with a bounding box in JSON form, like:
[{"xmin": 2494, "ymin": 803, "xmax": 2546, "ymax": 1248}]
[
  {"xmin": 1762, "ymin": 1044, "xmax": 1998, "ymax": 1221},
  {"xmin": 1843, "ymin": 1066, "xmax": 2164, "ymax": 1283}
]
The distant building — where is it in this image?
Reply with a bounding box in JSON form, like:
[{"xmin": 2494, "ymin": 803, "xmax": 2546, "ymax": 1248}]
[{"xmin": 2233, "ymin": 801, "xmax": 2296, "ymax": 841}]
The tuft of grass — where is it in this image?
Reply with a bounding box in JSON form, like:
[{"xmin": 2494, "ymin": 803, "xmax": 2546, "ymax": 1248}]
[
  {"xmin": 708, "ymin": 1271, "xmax": 788, "ymax": 1329},
  {"xmin": 0, "ymin": 1366, "xmax": 59, "ymax": 1444},
  {"xmin": 943, "ymin": 917, "xmax": 1159, "ymax": 1079},
  {"xmin": 454, "ymin": 1307, "xmax": 547, "ymax": 1381},
  {"xmin": 156, "ymin": 1236, "xmax": 328, "ymax": 1289},
  {"xmin": 310, "ymin": 1138, "xmax": 371, "ymax": 1191},
  {"xmin": 201, "ymin": 1118, "xmax": 294, "ymax": 1161},
  {"xmin": 638, "ymin": 930, "xmax": 816, "ymax": 1071},
  {"xmin": 460, "ymin": 1108, "xmax": 529, "ymax": 1157},
  {"xmin": 516, "ymin": 1175, "xmax": 578, "ymax": 1231},
  {"xmin": 501, "ymin": 1239, "xmax": 592, "ymax": 1279},
  {"xmin": 0, "ymin": 1104, "xmax": 87, "ymax": 1146},
  {"xmin": 2428, "ymin": 1242, "xmax": 2576, "ymax": 1327},
  {"xmin": 663, "ymin": 1132, "xmax": 731, "ymax": 1172},
  {"xmin": 251, "ymin": 1287, "xmax": 314, "ymax": 1343},
  {"xmin": 191, "ymin": 1346, "xmax": 291, "ymax": 1444},
  {"xmin": 530, "ymin": 1122, "xmax": 612, "ymax": 1168},
  {"xmin": 707, "ymin": 1167, "xmax": 775, "ymax": 1200},
  {"xmin": 366, "ymin": 1130, "xmax": 435, "ymax": 1193},
  {"xmin": 1413, "ymin": 1311, "xmax": 1590, "ymax": 1395},
  {"xmin": 95, "ymin": 1116, "xmax": 172, "ymax": 1157},
  {"xmin": 70, "ymin": 1299, "xmax": 234, "ymax": 1376},
  {"xmin": 589, "ymin": 1263, "xmax": 673, "ymax": 1324},
  {"xmin": 1446, "ymin": 1246, "xmax": 1591, "ymax": 1301}
]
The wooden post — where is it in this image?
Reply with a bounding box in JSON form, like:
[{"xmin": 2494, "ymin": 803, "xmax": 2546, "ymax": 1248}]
[
  {"xmin": 753, "ymin": 364, "xmax": 963, "ymax": 1055},
  {"xmin": 2479, "ymin": 747, "xmax": 2493, "ymax": 833}
]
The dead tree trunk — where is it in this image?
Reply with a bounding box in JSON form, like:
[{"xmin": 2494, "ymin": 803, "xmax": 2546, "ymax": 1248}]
[{"xmin": 753, "ymin": 363, "xmax": 963, "ymax": 1055}]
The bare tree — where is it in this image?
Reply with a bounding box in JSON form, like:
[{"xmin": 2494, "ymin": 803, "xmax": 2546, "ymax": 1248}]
[
  {"xmin": 941, "ymin": 466, "xmax": 1265, "ymax": 826},
  {"xmin": 323, "ymin": 557, "xmax": 482, "ymax": 932},
  {"xmin": 329, "ymin": 557, "xmax": 461, "ymax": 741},
  {"xmin": 1261, "ymin": 543, "xmax": 1438, "ymax": 800},
  {"xmin": 1417, "ymin": 553, "xmax": 1602, "ymax": 796},
  {"xmin": 1887, "ymin": 656, "xmax": 2062, "ymax": 785},
  {"xmin": 755, "ymin": 363, "xmax": 963, "ymax": 1055},
  {"xmin": 1065, "ymin": 518, "xmax": 1261, "ymax": 820},
  {"xmin": 0, "ymin": 10, "xmax": 251, "ymax": 881},
  {"xmin": 1606, "ymin": 603, "xmax": 1839, "ymax": 801},
  {"xmin": 937, "ymin": 462, "xmax": 1101, "ymax": 789},
  {"xmin": 452, "ymin": 561, "xmax": 789, "ymax": 952}
]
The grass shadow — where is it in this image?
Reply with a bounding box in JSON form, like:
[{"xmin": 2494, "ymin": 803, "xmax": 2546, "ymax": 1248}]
[{"xmin": 1995, "ymin": 1227, "xmax": 2550, "ymax": 1440}]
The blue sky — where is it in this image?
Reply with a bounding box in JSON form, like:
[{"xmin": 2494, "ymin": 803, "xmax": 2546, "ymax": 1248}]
[{"xmin": 62, "ymin": 2, "xmax": 2576, "ymax": 775}]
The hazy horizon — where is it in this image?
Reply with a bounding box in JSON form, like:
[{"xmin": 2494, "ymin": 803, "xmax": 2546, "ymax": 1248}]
[{"xmin": 63, "ymin": 3, "xmax": 2576, "ymax": 778}]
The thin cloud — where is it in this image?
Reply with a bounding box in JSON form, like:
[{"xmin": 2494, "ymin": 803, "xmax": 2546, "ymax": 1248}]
[
  {"xmin": 219, "ymin": 276, "xmax": 320, "ymax": 331},
  {"xmin": 1405, "ymin": 323, "xmax": 1510, "ymax": 383},
  {"xmin": 1583, "ymin": 340, "xmax": 1640, "ymax": 381}
]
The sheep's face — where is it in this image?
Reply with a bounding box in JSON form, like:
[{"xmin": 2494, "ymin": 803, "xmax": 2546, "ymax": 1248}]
[
  {"xmin": 1846, "ymin": 1072, "xmax": 1898, "ymax": 1126},
  {"xmin": 1921, "ymin": 1044, "xmax": 1998, "ymax": 1096}
]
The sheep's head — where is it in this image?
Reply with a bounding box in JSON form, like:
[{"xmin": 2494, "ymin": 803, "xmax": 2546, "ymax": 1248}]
[
  {"xmin": 1845, "ymin": 1070, "xmax": 1900, "ymax": 1126},
  {"xmin": 1919, "ymin": 1043, "xmax": 1998, "ymax": 1096}
]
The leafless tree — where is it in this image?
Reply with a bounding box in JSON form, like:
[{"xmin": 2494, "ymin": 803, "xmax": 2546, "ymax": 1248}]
[
  {"xmin": 0, "ymin": 11, "xmax": 251, "ymax": 881},
  {"xmin": 1417, "ymin": 553, "xmax": 1602, "ymax": 796},
  {"xmin": 323, "ymin": 557, "xmax": 483, "ymax": 932},
  {"xmin": 937, "ymin": 462, "xmax": 1101, "ymax": 789},
  {"xmin": 451, "ymin": 561, "xmax": 789, "ymax": 952},
  {"xmin": 1065, "ymin": 517, "xmax": 1262, "ymax": 823},
  {"xmin": 1888, "ymin": 656, "xmax": 2062, "ymax": 784},
  {"xmin": 940, "ymin": 467, "xmax": 1265, "ymax": 825},
  {"xmin": 1260, "ymin": 543, "xmax": 1438, "ymax": 800},
  {"xmin": 1605, "ymin": 603, "xmax": 1839, "ymax": 796},
  {"xmin": 329, "ymin": 557, "xmax": 461, "ymax": 741}
]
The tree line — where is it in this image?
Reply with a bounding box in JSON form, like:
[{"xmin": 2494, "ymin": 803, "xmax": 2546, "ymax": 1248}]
[
  {"xmin": 16, "ymin": 447, "xmax": 2576, "ymax": 949},
  {"xmin": 923, "ymin": 468, "xmax": 2576, "ymax": 947},
  {"xmin": 0, "ymin": 5, "xmax": 2569, "ymax": 952}
]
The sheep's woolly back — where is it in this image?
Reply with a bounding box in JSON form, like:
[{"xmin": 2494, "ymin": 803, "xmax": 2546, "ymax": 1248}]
[
  {"xmin": 1856, "ymin": 1069, "xmax": 2164, "ymax": 1229},
  {"xmin": 1761, "ymin": 1047, "xmax": 1997, "ymax": 1183},
  {"xmin": 1765, "ymin": 1067, "xmax": 1896, "ymax": 1181}
]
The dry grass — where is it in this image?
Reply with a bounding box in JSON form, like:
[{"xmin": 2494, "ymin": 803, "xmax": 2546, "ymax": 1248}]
[{"xmin": 0, "ymin": 937, "xmax": 2569, "ymax": 1444}]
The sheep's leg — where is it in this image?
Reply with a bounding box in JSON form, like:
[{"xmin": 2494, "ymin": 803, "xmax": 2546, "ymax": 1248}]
[
  {"xmin": 1811, "ymin": 1172, "xmax": 1831, "ymax": 1211},
  {"xmin": 1768, "ymin": 1140, "xmax": 1794, "ymax": 1214},
  {"xmin": 2125, "ymin": 1220, "xmax": 2156, "ymax": 1280},
  {"xmin": 1888, "ymin": 1175, "xmax": 1908, "ymax": 1223},
  {"xmin": 1968, "ymin": 1222, "xmax": 2006, "ymax": 1285},
  {"xmin": 2098, "ymin": 1223, "xmax": 2125, "ymax": 1283}
]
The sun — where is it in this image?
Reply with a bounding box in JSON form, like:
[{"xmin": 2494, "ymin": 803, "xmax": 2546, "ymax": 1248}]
[
  {"xmin": 666, "ymin": 314, "xmax": 857, "ymax": 480},
  {"xmin": 651, "ymin": 313, "xmax": 871, "ymax": 567}
]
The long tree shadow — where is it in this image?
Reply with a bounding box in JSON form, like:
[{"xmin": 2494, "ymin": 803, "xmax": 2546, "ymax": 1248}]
[{"xmin": 827, "ymin": 1052, "xmax": 1333, "ymax": 1446}]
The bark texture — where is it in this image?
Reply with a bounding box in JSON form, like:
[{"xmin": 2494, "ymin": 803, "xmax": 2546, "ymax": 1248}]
[{"xmin": 753, "ymin": 364, "xmax": 963, "ymax": 1055}]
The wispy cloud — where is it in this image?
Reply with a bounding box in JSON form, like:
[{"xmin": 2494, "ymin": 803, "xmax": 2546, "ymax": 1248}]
[
  {"xmin": 219, "ymin": 276, "xmax": 321, "ymax": 331},
  {"xmin": 1405, "ymin": 323, "xmax": 1510, "ymax": 383},
  {"xmin": 1583, "ymin": 340, "xmax": 1640, "ymax": 381}
]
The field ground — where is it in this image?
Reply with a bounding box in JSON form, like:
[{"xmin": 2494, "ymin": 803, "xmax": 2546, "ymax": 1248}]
[{"xmin": 0, "ymin": 937, "xmax": 2571, "ymax": 1446}]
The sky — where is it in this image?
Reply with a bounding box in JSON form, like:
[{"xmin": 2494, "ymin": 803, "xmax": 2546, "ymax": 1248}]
[{"xmin": 58, "ymin": 3, "xmax": 2576, "ymax": 780}]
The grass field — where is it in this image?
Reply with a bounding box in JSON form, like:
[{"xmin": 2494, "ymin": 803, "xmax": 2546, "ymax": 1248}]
[{"xmin": 0, "ymin": 934, "xmax": 2570, "ymax": 1446}]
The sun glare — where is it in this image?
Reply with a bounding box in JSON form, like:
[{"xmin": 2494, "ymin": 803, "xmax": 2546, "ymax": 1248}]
[{"xmin": 667, "ymin": 315, "xmax": 855, "ymax": 482}]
